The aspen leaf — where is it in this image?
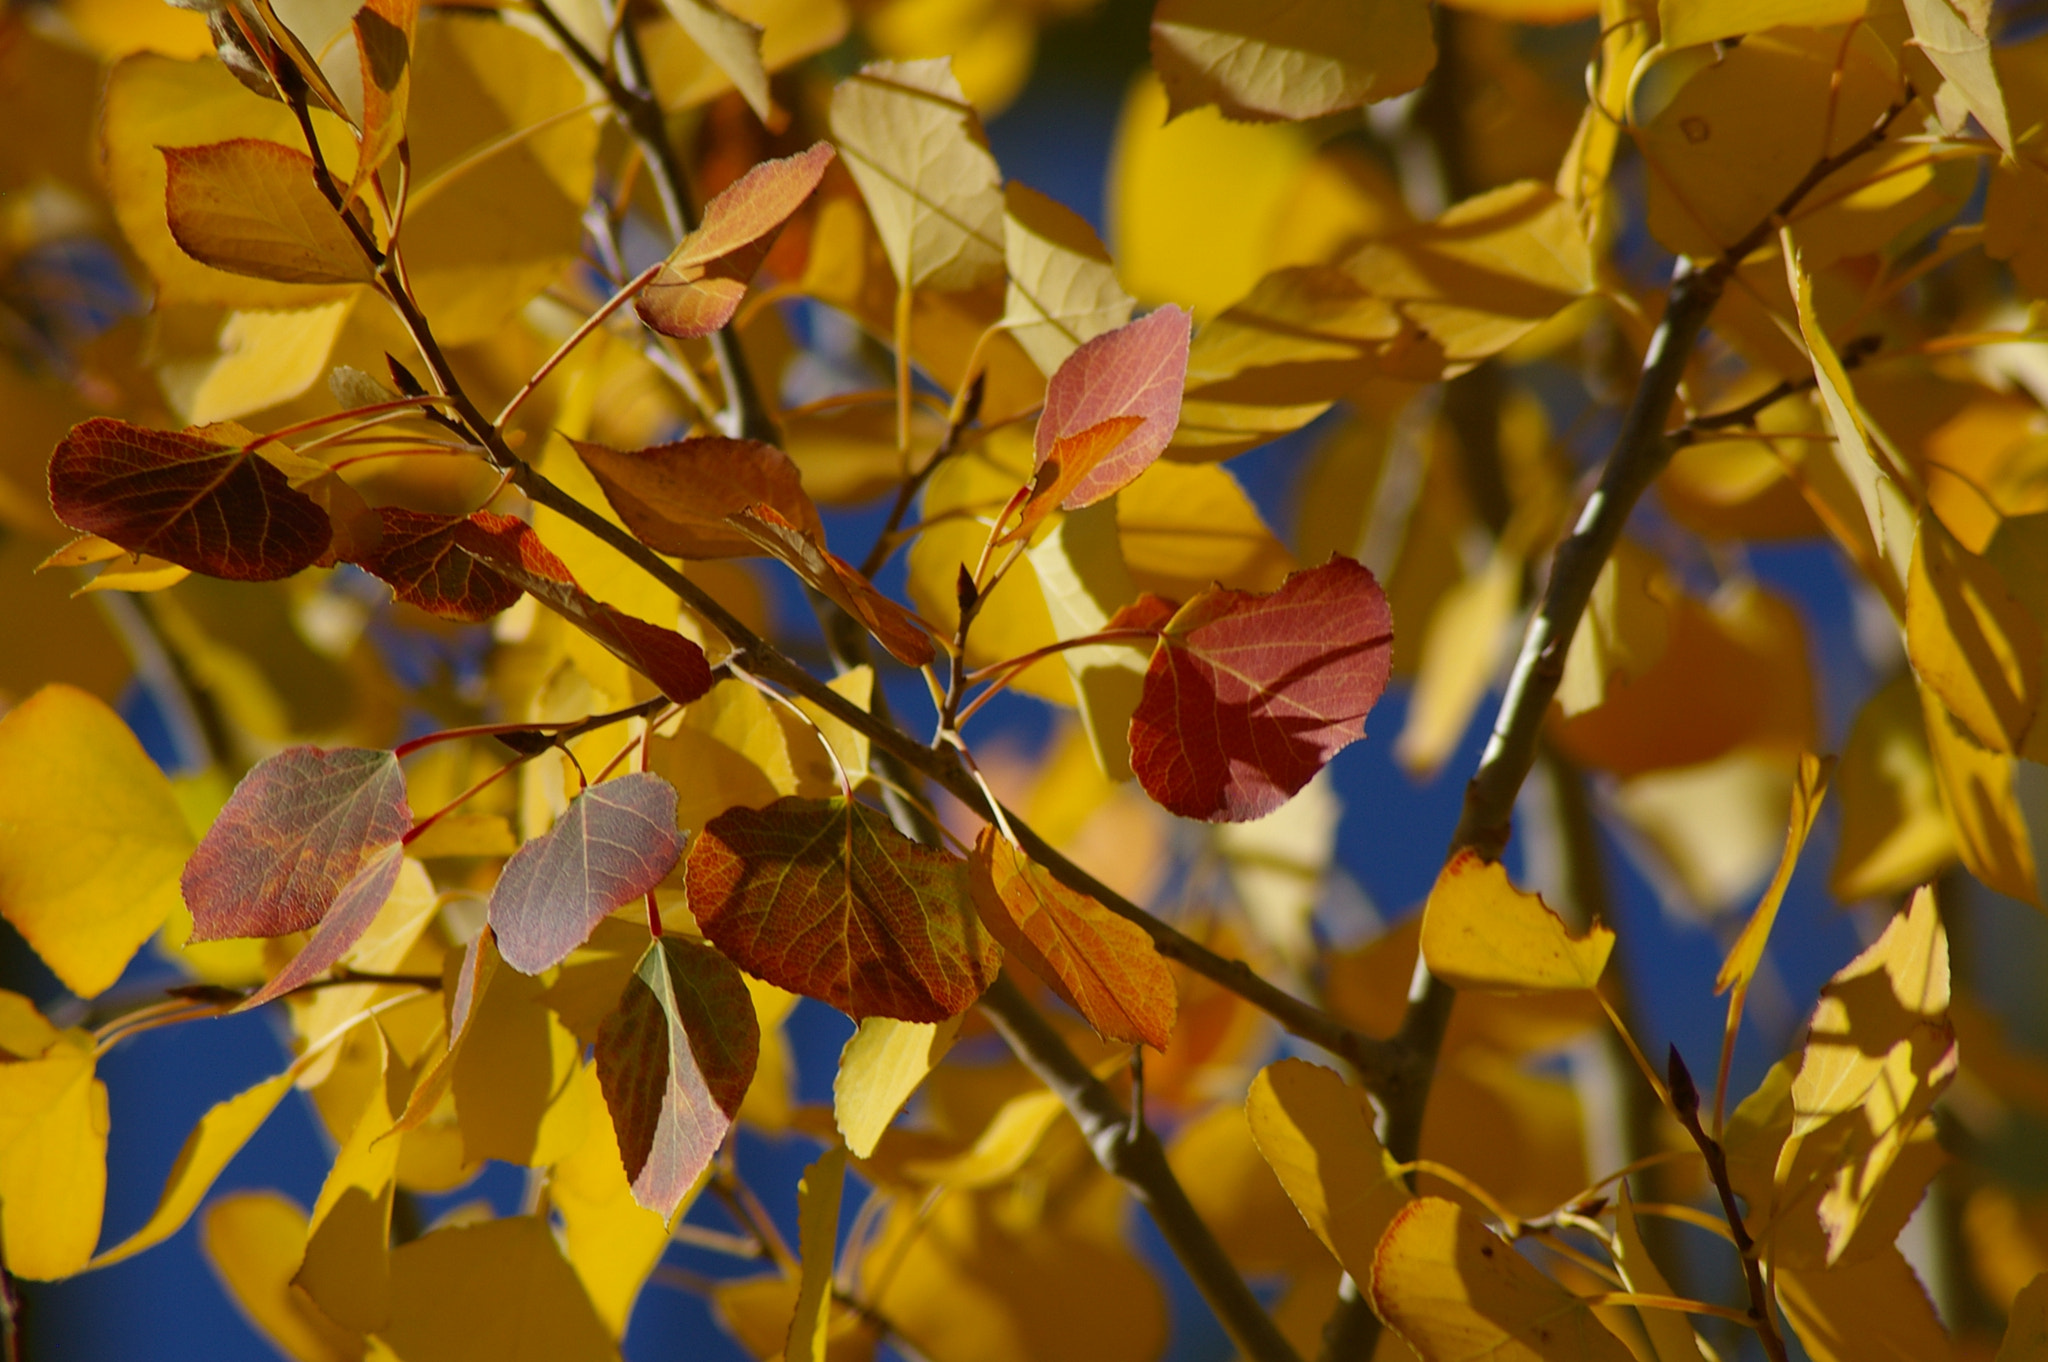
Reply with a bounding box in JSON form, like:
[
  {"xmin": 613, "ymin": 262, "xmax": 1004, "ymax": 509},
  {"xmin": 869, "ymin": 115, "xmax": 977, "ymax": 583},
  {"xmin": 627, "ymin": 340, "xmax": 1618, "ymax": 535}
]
[
  {"xmin": 2001, "ymin": 1273, "xmax": 2048, "ymax": 1361},
  {"xmin": 1776, "ymin": 1245, "xmax": 1951, "ymax": 1362},
  {"xmin": 834, "ymin": 1014, "xmax": 965, "ymax": 1158},
  {"xmin": 376, "ymin": 1216, "xmax": 618, "ymax": 1362},
  {"xmin": 298, "ymin": 1027, "xmax": 406, "ymax": 1331},
  {"xmin": 451, "ymin": 958, "xmax": 588, "ymax": 1167},
  {"xmin": 647, "ymin": 678, "xmax": 810, "ymax": 836},
  {"xmin": 1556, "ymin": 540, "xmax": 1673, "ymax": 719},
  {"xmin": 788, "ymin": 1144, "xmax": 847, "ymax": 1362},
  {"xmin": 1397, "ymin": 547, "xmax": 1519, "ymax": 779},
  {"xmin": 1904, "ymin": 0, "xmax": 2010, "ymax": 152},
  {"xmin": 729, "ymin": 503, "xmax": 935, "ymax": 666},
  {"xmin": 1028, "ymin": 501, "xmax": 1153, "ymax": 779},
  {"xmin": 1167, "ymin": 1102, "xmax": 1326, "ymax": 1276},
  {"xmin": 1150, "ymin": 0, "xmax": 1435, "ymax": 123},
  {"xmin": 899, "ymin": 1089, "xmax": 1069, "ymax": 1190},
  {"xmin": 1001, "ymin": 182, "xmax": 1136, "ymax": 376},
  {"xmin": 594, "ymin": 937, "xmax": 758, "ymax": 1217},
  {"xmin": 1371, "ymin": 1196, "xmax": 1635, "ymax": 1361},
  {"xmin": 687, "ymin": 797, "xmax": 1000, "ymax": 1022},
  {"xmin": 552, "ymin": 1064, "xmax": 675, "ymax": 1338},
  {"xmin": 348, "ymin": 0, "xmax": 418, "ymax": 197},
  {"xmin": 1421, "ymin": 850, "xmax": 1614, "ymax": 992},
  {"xmin": 1212, "ymin": 768, "xmax": 1339, "ymax": 971},
  {"xmin": 183, "ymin": 745, "xmax": 410, "ymax": 942},
  {"xmin": 658, "ymin": 0, "xmax": 769, "ymax": 121},
  {"xmin": 163, "ymin": 140, "xmax": 375, "ymax": 286},
  {"xmin": 576, "ymin": 436, "xmax": 825, "ymax": 560},
  {"xmin": 0, "ymin": 684, "xmax": 194, "ymax": 998},
  {"xmin": 638, "ymin": 143, "xmax": 834, "ymax": 337},
  {"xmin": 1117, "ymin": 461, "xmax": 1296, "ymax": 600},
  {"xmin": 1921, "ymin": 683, "xmax": 2040, "ymax": 906},
  {"xmin": 238, "ymin": 841, "xmax": 408, "ymax": 1009},
  {"xmin": 391, "ymin": 929, "xmax": 498, "ymax": 1138},
  {"xmin": 829, "ymin": 58, "xmax": 1004, "ymax": 292},
  {"xmin": 1128, "ymin": 555, "xmax": 1393, "ymax": 822},
  {"xmin": 1656, "ymin": 0, "xmax": 1865, "ymax": 49},
  {"xmin": 1244, "ymin": 1058, "xmax": 1409, "ymax": 1284},
  {"xmin": 49, "ymin": 418, "xmax": 333, "ymax": 582},
  {"xmin": 200, "ymin": 1193, "xmax": 361, "ymax": 1362},
  {"xmin": 489, "ymin": 773, "xmax": 685, "ymax": 975},
  {"xmin": 1009, "ymin": 418, "xmax": 1148, "ymax": 546},
  {"xmin": 1032, "ymin": 305, "xmax": 1192, "ymax": 511},
  {"xmin": 0, "ymin": 994, "xmax": 58, "ymax": 1061},
  {"xmin": 352, "ymin": 509, "xmax": 545, "ymax": 622},
  {"xmin": 1611, "ymin": 1185, "xmax": 1707, "ymax": 1362},
  {"xmin": 1907, "ymin": 509, "xmax": 2044, "ymax": 756},
  {"xmin": 1831, "ymin": 672, "xmax": 1956, "ymax": 900},
  {"xmin": 91, "ymin": 1069, "xmax": 296, "ymax": 1268},
  {"xmin": 0, "ymin": 1029, "xmax": 108, "ymax": 1280},
  {"xmin": 968, "ymin": 829, "xmax": 1176, "ymax": 1049},
  {"xmin": 1716, "ymin": 752, "xmax": 1834, "ymax": 999}
]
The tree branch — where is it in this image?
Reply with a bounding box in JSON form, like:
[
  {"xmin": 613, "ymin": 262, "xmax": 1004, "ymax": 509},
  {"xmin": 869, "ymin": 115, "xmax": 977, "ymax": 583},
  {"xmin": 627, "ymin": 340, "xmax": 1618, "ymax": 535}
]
[
  {"xmin": 1667, "ymin": 1047, "xmax": 1789, "ymax": 1362},
  {"xmin": 978, "ymin": 973, "xmax": 1306, "ymax": 1362}
]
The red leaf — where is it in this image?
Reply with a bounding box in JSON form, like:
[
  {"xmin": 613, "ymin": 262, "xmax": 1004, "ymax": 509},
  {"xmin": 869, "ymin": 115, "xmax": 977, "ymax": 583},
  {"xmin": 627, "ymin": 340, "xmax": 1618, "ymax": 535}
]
[
  {"xmin": 1129, "ymin": 556, "xmax": 1393, "ymax": 822},
  {"xmin": 636, "ymin": 142, "xmax": 835, "ymax": 339},
  {"xmin": 1107, "ymin": 592, "xmax": 1180, "ymax": 633},
  {"xmin": 968, "ymin": 829, "xmax": 1177, "ymax": 1049},
  {"xmin": 728, "ymin": 503, "xmax": 935, "ymax": 666},
  {"xmin": 1006, "ymin": 415, "xmax": 1147, "ymax": 544},
  {"xmin": 490, "ymin": 773, "xmax": 686, "ymax": 975},
  {"xmin": 351, "ymin": 508, "xmax": 532, "ymax": 621},
  {"xmin": 595, "ymin": 937, "xmax": 759, "ymax": 1217},
  {"xmin": 48, "ymin": 418, "xmax": 332, "ymax": 581},
  {"xmin": 236, "ymin": 842, "xmax": 406, "ymax": 1010},
  {"xmin": 686, "ymin": 797, "xmax": 999, "ymax": 1022},
  {"xmin": 574, "ymin": 436, "xmax": 825, "ymax": 560},
  {"xmin": 182, "ymin": 746, "xmax": 411, "ymax": 940},
  {"xmin": 1034, "ymin": 305, "xmax": 1191, "ymax": 508}
]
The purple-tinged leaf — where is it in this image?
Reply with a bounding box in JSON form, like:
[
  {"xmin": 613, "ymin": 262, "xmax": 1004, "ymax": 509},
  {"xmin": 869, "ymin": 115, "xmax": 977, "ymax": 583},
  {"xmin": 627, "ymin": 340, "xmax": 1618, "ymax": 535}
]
[
  {"xmin": 183, "ymin": 747, "xmax": 410, "ymax": 941},
  {"xmin": 236, "ymin": 843, "xmax": 407, "ymax": 1010},
  {"xmin": 490, "ymin": 773, "xmax": 686, "ymax": 975}
]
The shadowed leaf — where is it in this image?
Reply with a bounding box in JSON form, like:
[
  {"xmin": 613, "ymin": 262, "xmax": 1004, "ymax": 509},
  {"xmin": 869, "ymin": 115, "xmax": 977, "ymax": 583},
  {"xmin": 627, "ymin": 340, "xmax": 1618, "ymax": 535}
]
[
  {"xmin": 1034, "ymin": 305, "xmax": 1191, "ymax": 510},
  {"xmin": 636, "ymin": 143, "xmax": 834, "ymax": 339},
  {"xmin": 1001, "ymin": 181, "xmax": 1136, "ymax": 376},
  {"xmin": 1129, "ymin": 555, "xmax": 1393, "ymax": 821},
  {"xmin": 351, "ymin": 508, "xmax": 539, "ymax": 621},
  {"xmin": 48, "ymin": 418, "xmax": 332, "ymax": 581},
  {"xmin": 730, "ymin": 503, "xmax": 935, "ymax": 666},
  {"xmin": 350, "ymin": 0, "xmax": 419, "ymax": 196},
  {"xmin": 968, "ymin": 829, "xmax": 1175, "ymax": 1049},
  {"xmin": 236, "ymin": 842, "xmax": 407, "ymax": 1010},
  {"xmin": 1245, "ymin": 1059, "xmax": 1409, "ymax": 1284},
  {"xmin": 576, "ymin": 436, "xmax": 825, "ymax": 560},
  {"xmin": 1152, "ymin": 0, "xmax": 1435, "ymax": 123},
  {"xmin": 595, "ymin": 937, "xmax": 759, "ymax": 1217},
  {"xmin": 183, "ymin": 746, "xmax": 409, "ymax": 941},
  {"xmin": 687, "ymin": 797, "xmax": 999, "ymax": 1022},
  {"xmin": 162, "ymin": 140, "xmax": 374, "ymax": 285},
  {"xmin": 491, "ymin": 773, "xmax": 686, "ymax": 975}
]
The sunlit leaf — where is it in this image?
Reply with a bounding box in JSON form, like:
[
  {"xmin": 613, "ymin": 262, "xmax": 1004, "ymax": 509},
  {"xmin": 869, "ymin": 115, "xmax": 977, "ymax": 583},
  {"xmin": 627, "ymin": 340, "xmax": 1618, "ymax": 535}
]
[
  {"xmin": 967, "ymin": 829, "xmax": 1175, "ymax": 1049},
  {"xmin": 659, "ymin": 0, "xmax": 769, "ymax": 120},
  {"xmin": 0, "ymin": 685, "xmax": 194, "ymax": 998},
  {"xmin": 0, "ymin": 1029, "xmax": 108, "ymax": 1279},
  {"xmin": 1905, "ymin": 0, "xmax": 2010, "ymax": 152},
  {"xmin": 1612, "ymin": 1185, "xmax": 1708, "ymax": 1362},
  {"xmin": 1656, "ymin": 0, "xmax": 1864, "ymax": 48},
  {"xmin": 490, "ymin": 773, "xmax": 685, "ymax": 975},
  {"xmin": 377, "ymin": 1216, "xmax": 617, "ymax": 1362},
  {"xmin": 1831, "ymin": 672, "xmax": 1956, "ymax": 900},
  {"xmin": 1420, "ymin": 849, "xmax": 1614, "ymax": 992},
  {"xmin": 200, "ymin": 1193, "xmax": 361, "ymax": 1362},
  {"xmin": 298, "ymin": 1026, "xmax": 405, "ymax": 1331},
  {"xmin": 1151, "ymin": 0, "xmax": 1434, "ymax": 122},
  {"xmin": 834, "ymin": 1014, "xmax": 964, "ymax": 1158},
  {"xmin": 1128, "ymin": 555, "xmax": 1393, "ymax": 821},
  {"xmin": 576, "ymin": 436, "xmax": 826, "ymax": 560},
  {"xmin": 1001, "ymin": 182, "xmax": 1135, "ymax": 376},
  {"xmin": 349, "ymin": 0, "xmax": 419, "ymax": 196},
  {"xmin": 162, "ymin": 139, "xmax": 374, "ymax": 286},
  {"xmin": 238, "ymin": 842, "xmax": 407, "ymax": 1009},
  {"xmin": 451, "ymin": 955, "xmax": 589, "ymax": 1167},
  {"xmin": 49, "ymin": 418, "xmax": 333, "ymax": 581},
  {"xmin": 595, "ymin": 937, "xmax": 758, "ymax": 1217},
  {"xmin": 552, "ymin": 1064, "xmax": 676, "ymax": 1338},
  {"xmin": 1245, "ymin": 1059, "xmax": 1409, "ymax": 1283},
  {"xmin": 1777, "ymin": 1245, "xmax": 1951, "ymax": 1362},
  {"xmin": 1716, "ymin": 752, "xmax": 1834, "ymax": 998},
  {"xmin": 687, "ymin": 796, "xmax": 1000, "ymax": 1022},
  {"xmin": 1032, "ymin": 304, "xmax": 1191, "ymax": 511},
  {"xmin": 788, "ymin": 1144, "xmax": 847, "ymax": 1362},
  {"xmin": 352, "ymin": 509, "xmax": 541, "ymax": 622},
  {"xmin": 637, "ymin": 143, "xmax": 834, "ymax": 338},
  {"xmin": 1907, "ymin": 509, "xmax": 2042, "ymax": 756}
]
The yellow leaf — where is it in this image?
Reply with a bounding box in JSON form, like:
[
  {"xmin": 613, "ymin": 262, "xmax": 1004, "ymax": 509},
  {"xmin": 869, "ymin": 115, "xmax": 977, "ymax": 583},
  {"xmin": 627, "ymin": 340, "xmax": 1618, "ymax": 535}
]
[
  {"xmin": 1420, "ymin": 850, "xmax": 1615, "ymax": 993},
  {"xmin": 1167, "ymin": 1101, "xmax": 1327, "ymax": 1276},
  {"xmin": 60, "ymin": 0, "xmax": 212, "ymax": 60},
  {"xmin": 1028, "ymin": 500, "xmax": 1150, "ymax": 779},
  {"xmin": 1245, "ymin": 1059, "xmax": 1410, "ymax": 1284},
  {"xmin": 861, "ymin": 0, "xmax": 1035, "ymax": 114},
  {"xmin": 184, "ymin": 299, "xmax": 358, "ymax": 425},
  {"xmin": 1905, "ymin": 0, "xmax": 2010, "ymax": 151},
  {"xmin": 1118, "ymin": 460, "xmax": 1295, "ymax": 598},
  {"xmin": 900, "ymin": 1089, "xmax": 1068, "ymax": 1190},
  {"xmin": 1920, "ymin": 681, "xmax": 2041, "ymax": 906},
  {"xmin": 637, "ymin": 0, "xmax": 848, "ymax": 111},
  {"xmin": 1658, "ymin": 0, "xmax": 1864, "ymax": 48},
  {"xmin": 1716, "ymin": 752, "xmax": 1834, "ymax": 997},
  {"xmin": 1397, "ymin": 547, "xmax": 1519, "ymax": 779},
  {"xmin": 0, "ymin": 992, "xmax": 59, "ymax": 1061},
  {"xmin": 1212, "ymin": 768, "xmax": 1340, "ymax": 972},
  {"xmin": 1612, "ymin": 1186, "xmax": 1707, "ymax": 1362},
  {"xmin": 375, "ymin": 1215, "xmax": 618, "ymax": 1361},
  {"xmin": 659, "ymin": 0, "xmax": 769, "ymax": 120},
  {"xmin": 452, "ymin": 961, "xmax": 588, "ymax": 1166},
  {"xmin": 791, "ymin": 666, "xmax": 877, "ymax": 795},
  {"xmin": 201, "ymin": 1193, "xmax": 362, "ymax": 1362},
  {"xmin": 0, "ymin": 684, "xmax": 195, "ymax": 998},
  {"xmin": 1922, "ymin": 394, "xmax": 2048, "ymax": 555},
  {"xmin": 1109, "ymin": 70, "xmax": 1315, "ymax": 316},
  {"xmin": 0, "ymin": 1029, "xmax": 108, "ymax": 1279},
  {"xmin": 1371, "ymin": 1196, "xmax": 1635, "ymax": 1361},
  {"xmin": 91, "ymin": 1070, "xmax": 297, "ymax": 1268},
  {"xmin": 1557, "ymin": 540, "xmax": 1674, "ymax": 719},
  {"xmin": 1776, "ymin": 1245, "xmax": 1950, "ymax": 1362},
  {"xmin": 647, "ymin": 678, "xmax": 808, "ymax": 835},
  {"xmin": 834, "ymin": 1014, "xmax": 964, "ymax": 1158},
  {"xmin": 1150, "ymin": 0, "xmax": 1435, "ymax": 122},
  {"xmin": 299, "ymin": 1028, "xmax": 408, "ymax": 1331},
  {"xmin": 1907, "ymin": 509, "xmax": 2042, "ymax": 755},
  {"xmin": 552, "ymin": 1064, "xmax": 675, "ymax": 1338},
  {"xmin": 162, "ymin": 139, "xmax": 376, "ymax": 287},
  {"xmin": 2001, "ymin": 1273, "xmax": 2048, "ymax": 1362},
  {"xmin": 829, "ymin": 58, "xmax": 1004, "ymax": 293},
  {"xmin": 736, "ymin": 977, "xmax": 799, "ymax": 1132},
  {"xmin": 1002, "ymin": 182, "xmax": 1136, "ymax": 377},
  {"xmin": 788, "ymin": 1144, "xmax": 847, "ymax": 1362}
]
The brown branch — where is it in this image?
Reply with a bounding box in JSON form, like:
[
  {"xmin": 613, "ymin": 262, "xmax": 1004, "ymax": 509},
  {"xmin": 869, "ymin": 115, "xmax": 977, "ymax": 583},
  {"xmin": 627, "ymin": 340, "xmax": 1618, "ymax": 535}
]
[{"xmin": 1667, "ymin": 1047, "xmax": 1788, "ymax": 1362}]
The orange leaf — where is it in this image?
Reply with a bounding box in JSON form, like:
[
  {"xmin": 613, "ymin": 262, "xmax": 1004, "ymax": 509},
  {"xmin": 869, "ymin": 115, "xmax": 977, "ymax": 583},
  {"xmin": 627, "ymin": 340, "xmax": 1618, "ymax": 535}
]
[
  {"xmin": 576, "ymin": 436, "xmax": 825, "ymax": 560},
  {"xmin": 729, "ymin": 503, "xmax": 935, "ymax": 666}
]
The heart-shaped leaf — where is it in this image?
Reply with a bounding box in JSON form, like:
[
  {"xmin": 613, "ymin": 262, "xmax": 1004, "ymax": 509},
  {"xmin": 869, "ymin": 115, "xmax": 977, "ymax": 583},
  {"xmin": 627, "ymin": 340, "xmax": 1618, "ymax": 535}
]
[
  {"xmin": 48, "ymin": 418, "xmax": 332, "ymax": 581},
  {"xmin": 490, "ymin": 773, "xmax": 686, "ymax": 975},
  {"xmin": 686, "ymin": 797, "xmax": 999, "ymax": 1022},
  {"xmin": 1129, "ymin": 555, "xmax": 1393, "ymax": 821},
  {"xmin": 183, "ymin": 746, "xmax": 410, "ymax": 941}
]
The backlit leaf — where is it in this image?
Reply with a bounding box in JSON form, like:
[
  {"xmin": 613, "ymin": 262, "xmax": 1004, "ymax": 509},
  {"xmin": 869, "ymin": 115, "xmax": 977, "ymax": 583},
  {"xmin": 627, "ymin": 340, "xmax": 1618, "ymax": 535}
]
[
  {"xmin": 200, "ymin": 1193, "xmax": 360, "ymax": 1362},
  {"xmin": 594, "ymin": 937, "xmax": 759, "ymax": 1218},
  {"xmin": 1032, "ymin": 304, "xmax": 1192, "ymax": 510},
  {"xmin": 0, "ymin": 1029, "xmax": 108, "ymax": 1280},
  {"xmin": 1656, "ymin": 0, "xmax": 1864, "ymax": 48},
  {"xmin": 552, "ymin": 1064, "xmax": 676, "ymax": 1338},
  {"xmin": 659, "ymin": 0, "xmax": 769, "ymax": 121},
  {"xmin": 1001, "ymin": 182, "xmax": 1136, "ymax": 376},
  {"xmin": 0, "ymin": 685, "xmax": 194, "ymax": 998},
  {"xmin": 576, "ymin": 436, "xmax": 826, "ymax": 560},
  {"xmin": 1906, "ymin": 509, "xmax": 2041, "ymax": 755},
  {"xmin": 967, "ymin": 829, "xmax": 1175, "ymax": 1049},
  {"xmin": 351, "ymin": 509, "xmax": 538, "ymax": 622},
  {"xmin": 349, "ymin": 0, "xmax": 419, "ymax": 196},
  {"xmin": 788, "ymin": 1144, "xmax": 847, "ymax": 1362},
  {"xmin": 490, "ymin": 773, "xmax": 685, "ymax": 975},
  {"xmin": 829, "ymin": 58, "xmax": 1004, "ymax": 292},
  {"xmin": 1777, "ymin": 1245, "xmax": 1951, "ymax": 1362},
  {"xmin": 834, "ymin": 1014, "xmax": 964, "ymax": 1158},
  {"xmin": 298, "ymin": 1026, "xmax": 404, "ymax": 1331},
  {"xmin": 1371, "ymin": 1196, "xmax": 1635, "ymax": 1361},
  {"xmin": 1128, "ymin": 555, "xmax": 1393, "ymax": 821},
  {"xmin": 687, "ymin": 796, "xmax": 1000, "ymax": 1022},
  {"xmin": 48, "ymin": 418, "xmax": 333, "ymax": 581},
  {"xmin": 377, "ymin": 1216, "xmax": 618, "ymax": 1362},
  {"xmin": 729, "ymin": 503, "xmax": 935, "ymax": 666},
  {"xmin": 1008, "ymin": 417, "xmax": 1147, "ymax": 545},
  {"xmin": 636, "ymin": 143, "xmax": 834, "ymax": 338},
  {"xmin": 1905, "ymin": 0, "xmax": 2010, "ymax": 152},
  {"xmin": 183, "ymin": 745, "xmax": 409, "ymax": 941},
  {"xmin": 162, "ymin": 139, "xmax": 374, "ymax": 286},
  {"xmin": 1717, "ymin": 753, "xmax": 1834, "ymax": 998},
  {"xmin": 451, "ymin": 952, "xmax": 589, "ymax": 1167},
  {"xmin": 1151, "ymin": 0, "xmax": 1435, "ymax": 123},
  {"xmin": 1831, "ymin": 672, "xmax": 1955, "ymax": 900},
  {"xmin": 1420, "ymin": 849, "xmax": 1614, "ymax": 992},
  {"xmin": 1245, "ymin": 1059, "xmax": 1409, "ymax": 1283},
  {"xmin": 238, "ymin": 841, "xmax": 407, "ymax": 1009},
  {"xmin": 1611, "ymin": 1186, "xmax": 1709, "ymax": 1362}
]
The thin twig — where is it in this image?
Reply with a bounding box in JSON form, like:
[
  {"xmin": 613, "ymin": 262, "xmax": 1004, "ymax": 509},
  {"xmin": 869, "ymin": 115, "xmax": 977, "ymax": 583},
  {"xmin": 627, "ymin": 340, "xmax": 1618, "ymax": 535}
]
[{"xmin": 1668, "ymin": 1047, "xmax": 1789, "ymax": 1362}]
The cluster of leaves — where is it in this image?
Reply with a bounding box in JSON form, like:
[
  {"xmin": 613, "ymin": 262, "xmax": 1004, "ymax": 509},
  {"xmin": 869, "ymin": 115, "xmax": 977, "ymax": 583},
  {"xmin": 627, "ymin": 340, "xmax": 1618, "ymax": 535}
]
[{"xmin": 6, "ymin": 0, "xmax": 2048, "ymax": 1358}]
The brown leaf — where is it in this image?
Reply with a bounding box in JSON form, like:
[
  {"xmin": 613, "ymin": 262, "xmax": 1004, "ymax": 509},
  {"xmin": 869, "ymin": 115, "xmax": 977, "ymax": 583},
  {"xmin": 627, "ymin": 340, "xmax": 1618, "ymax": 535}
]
[{"xmin": 576, "ymin": 436, "xmax": 825, "ymax": 560}]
